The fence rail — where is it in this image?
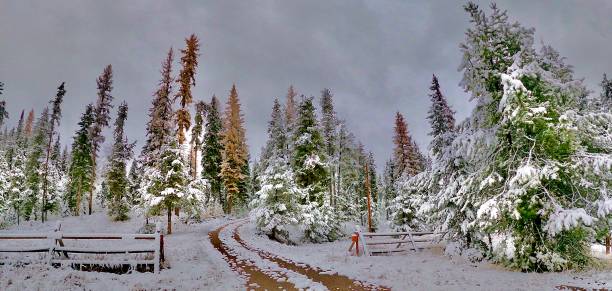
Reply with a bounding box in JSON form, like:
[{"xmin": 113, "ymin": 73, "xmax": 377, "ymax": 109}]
[
  {"xmin": 349, "ymin": 230, "xmax": 443, "ymax": 256},
  {"xmin": 0, "ymin": 222, "xmax": 164, "ymax": 273}
]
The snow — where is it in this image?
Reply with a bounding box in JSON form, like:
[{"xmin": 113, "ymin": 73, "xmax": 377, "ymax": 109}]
[
  {"xmin": 239, "ymin": 220, "xmax": 612, "ymax": 290},
  {"xmin": 3, "ymin": 214, "xmax": 612, "ymax": 290},
  {"xmin": 0, "ymin": 213, "xmax": 241, "ymax": 290},
  {"xmin": 544, "ymin": 208, "xmax": 594, "ymax": 236}
]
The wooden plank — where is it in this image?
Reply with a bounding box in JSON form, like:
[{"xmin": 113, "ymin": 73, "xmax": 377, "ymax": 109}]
[
  {"xmin": 0, "ymin": 235, "xmax": 49, "ymax": 239},
  {"xmin": 53, "ymin": 247, "xmax": 156, "ymax": 254},
  {"xmin": 51, "ymin": 259, "xmax": 155, "ymax": 265},
  {"xmin": 362, "ymin": 231, "xmax": 436, "ymax": 237},
  {"xmin": 0, "ymin": 247, "xmax": 50, "ymax": 253}
]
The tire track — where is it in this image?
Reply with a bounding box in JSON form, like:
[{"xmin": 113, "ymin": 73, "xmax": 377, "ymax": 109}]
[{"xmin": 209, "ymin": 221, "xmax": 298, "ymax": 290}]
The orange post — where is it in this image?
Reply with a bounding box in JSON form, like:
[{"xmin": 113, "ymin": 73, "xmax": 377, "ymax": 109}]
[{"xmin": 349, "ymin": 233, "xmax": 360, "ymax": 256}]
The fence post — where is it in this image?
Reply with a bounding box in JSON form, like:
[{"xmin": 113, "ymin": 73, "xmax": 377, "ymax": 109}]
[
  {"xmin": 48, "ymin": 221, "xmax": 62, "ymax": 266},
  {"xmin": 606, "ymin": 235, "xmax": 610, "ymax": 255},
  {"xmin": 154, "ymin": 222, "xmax": 161, "ymax": 273}
]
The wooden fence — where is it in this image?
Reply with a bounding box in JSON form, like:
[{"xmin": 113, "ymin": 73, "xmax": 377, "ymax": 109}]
[
  {"xmin": 349, "ymin": 231, "xmax": 443, "ymax": 256},
  {"xmin": 0, "ymin": 222, "xmax": 164, "ymax": 273}
]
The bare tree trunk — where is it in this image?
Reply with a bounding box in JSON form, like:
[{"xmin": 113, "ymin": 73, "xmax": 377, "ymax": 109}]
[
  {"xmin": 88, "ymin": 155, "xmax": 96, "ymax": 215},
  {"xmin": 76, "ymin": 179, "xmax": 82, "ymax": 216},
  {"xmin": 167, "ymin": 206, "xmax": 172, "ymax": 234}
]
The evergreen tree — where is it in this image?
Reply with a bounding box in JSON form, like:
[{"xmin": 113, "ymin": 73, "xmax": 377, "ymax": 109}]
[
  {"xmin": 249, "ymin": 98, "xmax": 300, "ymax": 242},
  {"xmin": 143, "ymin": 48, "xmax": 175, "ymax": 166},
  {"xmin": 221, "ymin": 85, "xmax": 249, "ymax": 213},
  {"xmin": 67, "ymin": 104, "xmax": 95, "ymax": 215},
  {"xmin": 175, "ymin": 34, "xmax": 200, "ymax": 145},
  {"xmin": 320, "ymin": 88, "xmax": 337, "ymax": 157},
  {"xmin": 24, "ymin": 108, "xmax": 50, "ymax": 220},
  {"xmin": 189, "ymin": 101, "xmax": 206, "ymax": 178},
  {"xmin": 599, "ymin": 73, "xmax": 612, "ymax": 110},
  {"xmin": 106, "ymin": 102, "xmax": 134, "ymax": 221},
  {"xmin": 127, "ymin": 160, "xmax": 142, "ymax": 206},
  {"xmin": 24, "ymin": 109, "xmax": 34, "ymax": 137},
  {"xmin": 202, "ymin": 95, "xmax": 224, "ymax": 206},
  {"xmin": 41, "ymin": 82, "xmax": 65, "ymax": 222},
  {"xmin": 292, "ymin": 96, "xmax": 338, "ymax": 242},
  {"xmin": 0, "ymin": 81, "xmax": 7, "ymax": 128},
  {"xmin": 284, "ymin": 85, "xmax": 298, "ymax": 158},
  {"xmin": 88, "ymin": 64, "xmax": 114, "ymax": 215},
  {"xmin": 427, "ymin": 75, "xmax": 456, "ymax": 158},
  {"xmin": 145, "ymin": 139, "xmax": 188, "ymax": 234},
  {"xmin": 393, "ymin": 112, "xmax": 421, "ymax": 177}
]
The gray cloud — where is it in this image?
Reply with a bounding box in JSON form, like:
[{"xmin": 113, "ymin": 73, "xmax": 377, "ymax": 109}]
[{"xmin": 1, "ymin": 0, "xmax": 610, "ymax": 170}]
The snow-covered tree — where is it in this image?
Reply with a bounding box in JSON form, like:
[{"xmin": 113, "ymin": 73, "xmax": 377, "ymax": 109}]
[
  {"xmin": 292, "ymin": 96, "xmax": 339, "ymax": 242},
  {"xmin": 105, "ymin": 102, "xmax": 134, "ymax": 221},
  {"xmin": 202, "ymin": 95, "xmax": 224, "ymax": 207},
  {"xmin": 67, "ymin": 104, "xmax": 95, "ymax": 215},
  {"xmin": 88, "ymin": 64, "xmax": 114, "ymax": 215},
  {"xmin": 250, "ymin": 99, "xmax": 301, "ymax": 242},
  {"xmin": 393, "ymin": 2, "xmax": 612, "ymax": 271},
  {"xmin": 144, "ymin": 139, "xmax": 189, "ymax": 234}
]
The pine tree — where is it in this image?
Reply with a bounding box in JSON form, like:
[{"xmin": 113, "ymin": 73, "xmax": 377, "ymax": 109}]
[
  {"xmin": 24, "ymin": 108, "xmax": 50, "ymax": 220},
  {"xmin": 41, "ymin": 82, "xmax": 65, "ymax": 222},
  {"xmin": 146, "ymin": 139, "xmax": 188, "ymax": 234},
  {"xmin": 292, "ymin": 96, "xmax": 339, "ymax": 242},
  {"xmin": 68, "ymin": 104, "xmax": 95, "ymax": 215},
  {"xmin": 127, "ymin": 161, "xmax": 142, "ymax": 206},
  {"xmin": 202, "ymin": 95, "xmax": 224, "ymax": 206},
  {"xmin": 89, "ymin": 64, "xmax": 114, "ymax": 215},
  {"xmin": 600, "ymin": 73, "xmax": 612, "ymax": 110},
  {"xmin": 106, "ymin": 102, "xmax": 134, "ymax": 221},
  {"xmin": 24, "ymin": 109, "xmax": 34, "ymax": 137},
  {"xmin": 175, "ymin": 34, "xmax": 200, "ymax": 145},
  {"xmin": 15, "ymin": 110, "xmax": 25, "ymax": 137},
  {"xmin": 189, "ymin": 101, "xmax": 206, "ymax": 178},
  {"xmin": 284, "ymin": 85, "xmax": 297, "ymax": 130},
  {"xmin": 427, "ymin": 75, "xmax": 456, "ymax": 158},
  {"xmin": 249, "ymin": 98, "xmax": 299, "ymax": 242},
  {"xmin": 220, "ymin": 85, "xmax": 249, "ymax": 213},
  {"xmin": 0, "ymin": 81, "xmax": 7, "ymax": 128},
  {"xmin": 393, "ymin": 112, "xmax": 421, "ymax": 177},
  {"xmin": 284, "ymin": 85, "xmax": 298, "ymax": 158},
  {"xmin": 143, "ymin": 48, "xmax": 175, "ymax": 166},
  {"xmin": 398, "ymin": 2, "xmax": 612, "ymax": 271},
  {"xmin": 320, "ymin": 88, "xmax": 337, "ymax": 157}
]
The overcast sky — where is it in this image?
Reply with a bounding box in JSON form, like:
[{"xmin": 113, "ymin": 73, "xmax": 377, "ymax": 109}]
[{"xmin": 1, "ymin": 0, "xmax": 611, "ymax": 171}]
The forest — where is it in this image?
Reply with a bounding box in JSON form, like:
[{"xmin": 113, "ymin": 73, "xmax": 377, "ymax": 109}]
[{"xmin": 0, "ymin": 2, "xmax": 611, "ymax": 276}]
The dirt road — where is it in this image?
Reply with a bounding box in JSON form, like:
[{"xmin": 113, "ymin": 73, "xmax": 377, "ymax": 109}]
[{"xmin": 209, "ymin": 220, "xmax": 389, "ymax": 291}]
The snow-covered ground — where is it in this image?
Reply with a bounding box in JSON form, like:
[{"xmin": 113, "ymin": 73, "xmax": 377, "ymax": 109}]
[
  {"xmin": 238, "ymin": 221, "xmax": 612, "ymax": 290},
  {"xmin": 3, "ymin": 213, "xmax": 612, "ymax": 290},
  {"xmin": 0, "ymin": 213, "xmax": 241, "ymax": 291}
]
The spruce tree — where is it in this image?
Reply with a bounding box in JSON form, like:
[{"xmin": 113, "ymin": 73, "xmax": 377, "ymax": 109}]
[
  {"xmin": 600, "ymin": 73, "xmax": 612, "ymax": 110},
  {"xmin": 88, "ymin": 64, "xmax": 114, "ymax": 215},
  {"xmin": 175, "ymin": 34, "xmax": 200, "ymax": 145},
  {"xmin": 106, "ymin": 102, "xmax": 134, "ymax": 221},
  {"xmin": 68, "ymin": 104, "xmax": 95, "ymax": 215},
  {"xmin": 427, "ymin": 75, "xmax": 456, "ymax": 158},
  {"xmin": 0, "ymin": 81, "xmax": 7, "ymax": 128},
  {"xmin": 189, "ymin": 101, "xmax": 206, "ymax": 178},
  {"xmin": 146, "ymin": 139, "xmax": 188, "ymax": 234},
  {"xmin": 24, "ymin": 108, "xmax": 50, "ymax": 220},
  {"xmin": 392, "ymin": 112, "xmax": 421, "ymax": 177},
  {"xmin": 143, "ymin": 48, "xmax": 175, "ymax": 166},
  {"xmin": 292, "ymin": 96, "xmax": 338, "ymax": 242},
  {"xmin": 320, "ymin": 88, "xmax": 337, "ymax": 157},
  {"xmin": 250, "ymin": 101, "xmax": 299, "ymax": 242},
  {"xmin": 24, "ymin": 109, "xmax": 34, "ymax": 137},
  {"xmin": 41, "ymin": 82, "xmax": 65, "ymax": 222},
  {"xmin": 220, "ymin": 85, "xmax": 249, "ymax": 213},
  {"xmin": 202, "ymin": 95, "xmax": 223, "ymax": 206}
]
